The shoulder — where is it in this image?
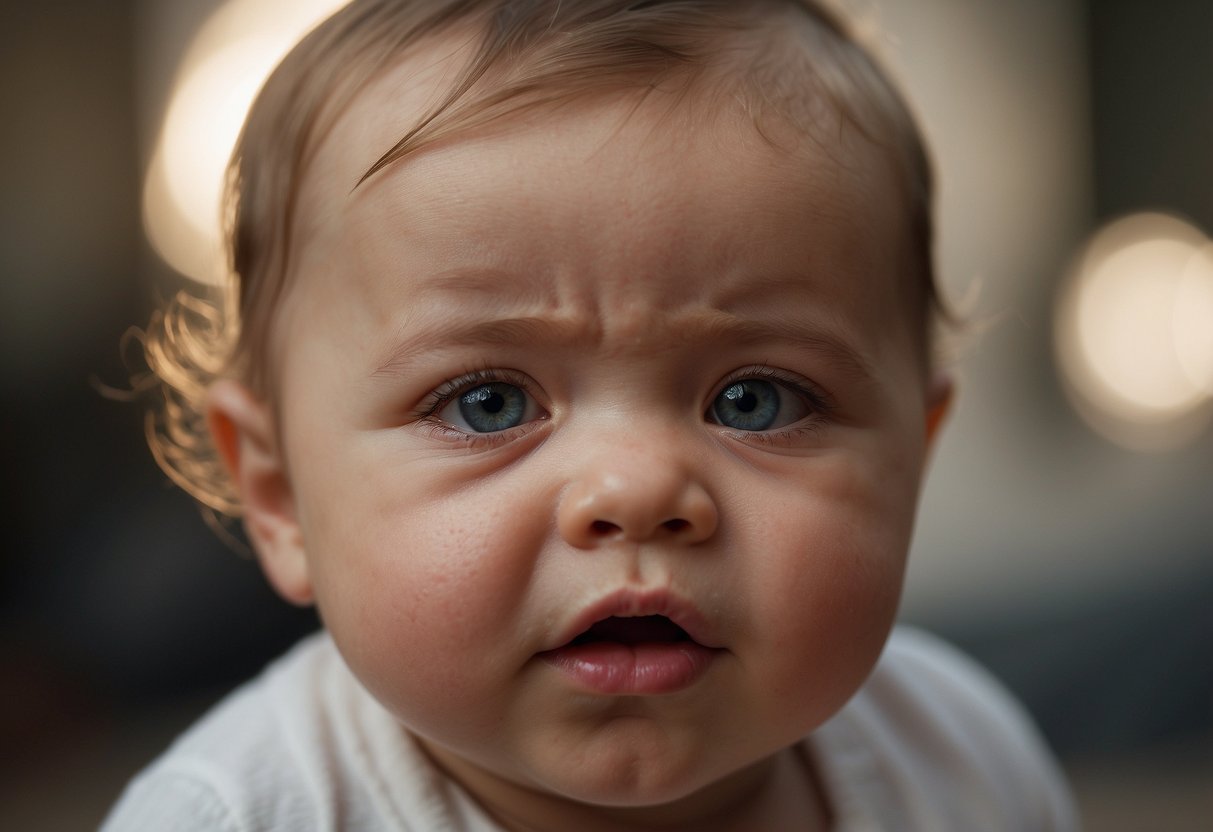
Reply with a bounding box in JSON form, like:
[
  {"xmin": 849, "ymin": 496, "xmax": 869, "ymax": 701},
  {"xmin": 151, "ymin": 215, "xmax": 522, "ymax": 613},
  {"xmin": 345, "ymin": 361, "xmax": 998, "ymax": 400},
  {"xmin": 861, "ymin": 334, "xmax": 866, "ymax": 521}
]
[
  {"xmin": 102, "ymin": 632, "xmax": 500, "ymax": 832},
  {"xmin": 101, "ymin": 632, "xmax": 371, "ymax": 831},
  {"xmin": 811, "ymin": 626, "xmax": 1079, "ymax": 832},
  {"xmin": 100, "ymin": 766, "xmax": 243, "ymax": 832},
  {"xmin": 869, "ymin": 627, "xmax": 1046, "ymax": 746}
]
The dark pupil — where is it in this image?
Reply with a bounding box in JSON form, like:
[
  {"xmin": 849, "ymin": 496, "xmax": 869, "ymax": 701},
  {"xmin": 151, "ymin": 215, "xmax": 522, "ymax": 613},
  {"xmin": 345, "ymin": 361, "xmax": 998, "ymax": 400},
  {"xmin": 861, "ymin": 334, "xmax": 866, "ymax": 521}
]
[
  {"xmin": 727, "ymin": 386, "xmax": 758, "ymax": 413},
  {"xmin": 480, "ymin": 392, "xmax": 505, "ymax": 414}
]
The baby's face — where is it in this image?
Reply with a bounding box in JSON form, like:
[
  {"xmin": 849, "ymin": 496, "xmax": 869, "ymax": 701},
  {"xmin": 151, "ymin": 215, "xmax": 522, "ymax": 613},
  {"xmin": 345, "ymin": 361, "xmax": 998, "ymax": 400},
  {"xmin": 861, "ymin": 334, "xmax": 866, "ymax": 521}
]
[{"xmin": 263, "ymin": 52, "xmax": 939, "ymax": 820}]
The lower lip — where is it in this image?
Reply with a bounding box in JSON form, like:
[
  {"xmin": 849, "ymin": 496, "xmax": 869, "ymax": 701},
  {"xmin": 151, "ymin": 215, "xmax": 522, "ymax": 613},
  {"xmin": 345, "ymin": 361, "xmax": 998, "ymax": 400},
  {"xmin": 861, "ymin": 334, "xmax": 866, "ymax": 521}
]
[{"xmin": 538, "ymin": 642, "xmax": 718, "ymax": 695}]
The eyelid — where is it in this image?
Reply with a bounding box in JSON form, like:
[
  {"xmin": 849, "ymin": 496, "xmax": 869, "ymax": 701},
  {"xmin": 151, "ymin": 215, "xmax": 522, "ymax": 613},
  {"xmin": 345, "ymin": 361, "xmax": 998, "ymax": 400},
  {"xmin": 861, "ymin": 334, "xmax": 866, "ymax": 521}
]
[
  {"xmin": 710, "ymin": 365, "xmax": 833, "ymax": 415},
  {"xmin": 413, "ymin": 367, "xmax": 541, "ymax": 420}
]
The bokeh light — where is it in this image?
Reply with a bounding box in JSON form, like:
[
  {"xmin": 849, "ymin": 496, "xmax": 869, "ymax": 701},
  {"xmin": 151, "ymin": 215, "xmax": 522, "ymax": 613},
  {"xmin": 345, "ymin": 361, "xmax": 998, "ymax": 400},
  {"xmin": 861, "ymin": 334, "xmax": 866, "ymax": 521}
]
[
  {"xmin": 1056, "ymin": 213, "xmax": 1213, "ymax": 451},
  {"xmin": 143, "ymin": 0, "xmax": 350, "ymax": 285}
]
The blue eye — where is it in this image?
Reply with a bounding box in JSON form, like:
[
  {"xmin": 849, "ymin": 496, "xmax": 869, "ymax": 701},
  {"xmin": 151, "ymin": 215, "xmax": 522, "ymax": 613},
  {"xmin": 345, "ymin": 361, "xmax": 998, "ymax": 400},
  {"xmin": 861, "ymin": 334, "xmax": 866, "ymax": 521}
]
[
  {"xmin": 443, "ymin": 382, "xmax": 531, "ymax": 433},
  {"xmin": 708, "ymin": 378, "xmax": 811, "ymax": 431}
]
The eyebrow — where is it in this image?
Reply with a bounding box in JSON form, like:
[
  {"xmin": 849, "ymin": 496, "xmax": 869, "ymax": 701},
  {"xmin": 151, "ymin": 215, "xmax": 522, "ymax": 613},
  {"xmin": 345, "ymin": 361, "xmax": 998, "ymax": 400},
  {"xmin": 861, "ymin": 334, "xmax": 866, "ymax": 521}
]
[
  {"xmin": 692, "ymin": 312, "xmax": 877, "ymax": 386},
  {"xmin": 370, "ymin": 316, "xmax": 587, "ymax": 379},
  {"xmin": 369, "ymin": 308, "xmax": 876, "ymax": 388}
]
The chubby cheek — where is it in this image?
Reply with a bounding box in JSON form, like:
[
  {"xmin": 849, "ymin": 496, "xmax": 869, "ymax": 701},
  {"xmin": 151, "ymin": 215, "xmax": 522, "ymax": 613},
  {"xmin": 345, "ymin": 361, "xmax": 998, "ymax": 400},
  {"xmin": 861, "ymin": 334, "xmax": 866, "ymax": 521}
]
[
  {"xmin": 294, "ymin": 448, "xmax": 552, "ymax": 738},
  {"xmin": 740, "ymin": 446, "xmax": 920, "ymax": 725}
]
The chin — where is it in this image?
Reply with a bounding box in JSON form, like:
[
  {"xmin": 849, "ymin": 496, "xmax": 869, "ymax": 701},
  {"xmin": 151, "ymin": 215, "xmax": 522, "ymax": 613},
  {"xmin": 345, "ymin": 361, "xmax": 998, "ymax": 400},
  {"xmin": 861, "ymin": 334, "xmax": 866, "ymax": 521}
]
[
  {"xmin": 558, "ymin": 773, "xmax": 702, "ymax": 809},
  {"xmin": 534, "ymin": 739, "xmax": 742, "ymax": 809}
]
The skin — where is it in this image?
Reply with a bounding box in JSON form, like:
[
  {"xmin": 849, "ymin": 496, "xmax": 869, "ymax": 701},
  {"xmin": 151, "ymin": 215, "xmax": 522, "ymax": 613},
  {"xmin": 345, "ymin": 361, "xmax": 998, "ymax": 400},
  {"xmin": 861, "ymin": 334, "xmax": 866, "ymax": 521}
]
[{"xmin": 209, "ymin": 41, "xmax": 951, "ymax": 832}]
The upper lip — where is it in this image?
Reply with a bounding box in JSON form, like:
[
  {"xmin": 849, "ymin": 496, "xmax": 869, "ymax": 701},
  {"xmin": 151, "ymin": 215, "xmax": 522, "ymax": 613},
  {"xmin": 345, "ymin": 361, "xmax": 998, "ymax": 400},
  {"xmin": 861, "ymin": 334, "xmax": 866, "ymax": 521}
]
[{"xmin": 543, "ymin": 587, "xmax": 721, "ymax": 652}]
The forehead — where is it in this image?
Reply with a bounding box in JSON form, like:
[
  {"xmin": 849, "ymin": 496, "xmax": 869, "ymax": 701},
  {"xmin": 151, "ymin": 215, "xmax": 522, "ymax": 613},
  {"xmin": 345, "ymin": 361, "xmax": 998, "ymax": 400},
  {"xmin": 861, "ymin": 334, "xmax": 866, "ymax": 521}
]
[{"xmin": 278, "ymin": 32, "xmax": 918, "ymax": 371}]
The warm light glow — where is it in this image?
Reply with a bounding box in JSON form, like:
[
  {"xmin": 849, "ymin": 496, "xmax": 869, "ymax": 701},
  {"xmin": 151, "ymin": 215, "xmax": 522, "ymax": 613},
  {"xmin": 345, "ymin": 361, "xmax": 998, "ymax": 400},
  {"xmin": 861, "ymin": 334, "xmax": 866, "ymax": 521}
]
[
  {"xmin": 1174, "ymin": 243, "xmax": 1213, "ymax": 396},
  {"xmin": 163, "ymin": 39, "xmax": 270, "ymax": 244},
  {"xmin": 143, "ymin": 0, "xmax": 350, "ymax": 284},
  {"xmin": 1056, "ymin": 213, "xmax": 1213, "ymax": 451}
]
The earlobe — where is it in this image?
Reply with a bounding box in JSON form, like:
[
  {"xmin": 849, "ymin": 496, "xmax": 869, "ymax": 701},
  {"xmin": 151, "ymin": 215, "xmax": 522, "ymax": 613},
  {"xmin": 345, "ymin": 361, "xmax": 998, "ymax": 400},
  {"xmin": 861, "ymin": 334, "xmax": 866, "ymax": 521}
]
[
  {"xmin": 924, "ymin": 371, "xmax": 954, "ymax": 450},
  {"xmin": 207, "ymin": 379, "xmax": 314, "ymax": 606}
]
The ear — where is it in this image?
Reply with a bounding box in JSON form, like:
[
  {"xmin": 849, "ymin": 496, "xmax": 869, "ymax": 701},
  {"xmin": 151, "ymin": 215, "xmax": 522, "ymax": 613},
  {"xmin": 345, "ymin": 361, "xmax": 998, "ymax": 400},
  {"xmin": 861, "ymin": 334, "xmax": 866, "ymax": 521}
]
[
  {"xmin": 924, "ymin": 371, "xmax": 954, "ymax": 451},
  {"xmin": 207, "ymin": 379, "xmax": 314, "ymax": 606}
]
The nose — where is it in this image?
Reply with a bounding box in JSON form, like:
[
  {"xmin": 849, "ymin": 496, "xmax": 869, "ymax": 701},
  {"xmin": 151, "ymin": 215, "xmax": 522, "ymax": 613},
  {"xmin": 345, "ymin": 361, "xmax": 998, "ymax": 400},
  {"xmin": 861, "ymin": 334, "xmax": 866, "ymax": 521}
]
[{"xmin": 557, "ymin": 451, "xmax": 718, "ymax": 549}]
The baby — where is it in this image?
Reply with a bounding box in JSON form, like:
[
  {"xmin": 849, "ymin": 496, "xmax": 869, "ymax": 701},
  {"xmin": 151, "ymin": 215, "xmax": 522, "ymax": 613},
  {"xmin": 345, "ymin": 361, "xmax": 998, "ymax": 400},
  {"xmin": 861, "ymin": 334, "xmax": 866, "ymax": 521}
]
[{"xmin": 105, "ymin": 1, "xmax": 1077, "ymax": 829}]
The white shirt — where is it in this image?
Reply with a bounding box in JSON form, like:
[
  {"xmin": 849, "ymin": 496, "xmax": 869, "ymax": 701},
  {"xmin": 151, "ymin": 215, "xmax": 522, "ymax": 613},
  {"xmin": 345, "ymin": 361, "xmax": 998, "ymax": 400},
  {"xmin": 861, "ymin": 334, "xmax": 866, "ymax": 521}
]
[{"xmin": 102, "ymin": 628, "xmax": 1078, "ymax": 831}]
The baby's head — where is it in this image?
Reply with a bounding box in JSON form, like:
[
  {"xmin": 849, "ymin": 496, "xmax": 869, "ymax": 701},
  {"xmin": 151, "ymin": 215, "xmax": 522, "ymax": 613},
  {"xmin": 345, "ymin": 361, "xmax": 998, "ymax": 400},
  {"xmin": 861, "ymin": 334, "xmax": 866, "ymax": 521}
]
[{"xmin": 150, "ymin": 0, "xmax": 952, "ymax": 824}]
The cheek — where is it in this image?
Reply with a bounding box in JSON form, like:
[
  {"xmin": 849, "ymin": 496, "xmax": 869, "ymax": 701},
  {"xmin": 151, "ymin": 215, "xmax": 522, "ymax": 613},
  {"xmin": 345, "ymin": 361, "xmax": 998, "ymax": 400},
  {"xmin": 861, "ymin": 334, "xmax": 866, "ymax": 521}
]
[
  {"xmin": 293, "ymin": 450, "xmax": 553, "ymax": 729},
  {"xmin": 740, "ymin": 446, "xmax": 922, "ymax": 710},
  {"xmin": 757, "ymin": 434, "xmax": 922, "ymax": 585}
]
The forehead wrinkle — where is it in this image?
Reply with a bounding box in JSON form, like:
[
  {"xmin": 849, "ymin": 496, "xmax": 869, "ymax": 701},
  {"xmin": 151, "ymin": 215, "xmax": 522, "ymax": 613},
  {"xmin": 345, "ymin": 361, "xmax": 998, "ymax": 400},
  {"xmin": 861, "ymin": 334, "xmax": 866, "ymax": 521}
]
[
  {"xmin": 404, "ymin": 266, "xmax": 560, "ymax": 304},
  {"xmin": 368, "ymin": 294, "xmax": 876, "ymax": 389}
]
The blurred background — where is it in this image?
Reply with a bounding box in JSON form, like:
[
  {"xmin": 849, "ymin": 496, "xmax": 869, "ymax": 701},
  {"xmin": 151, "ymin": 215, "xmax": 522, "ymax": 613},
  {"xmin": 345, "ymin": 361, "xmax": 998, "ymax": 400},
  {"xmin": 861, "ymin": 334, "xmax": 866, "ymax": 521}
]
[{"xmin": 1, "ymin": 0, "xmax": 1209, "ymax": 828}]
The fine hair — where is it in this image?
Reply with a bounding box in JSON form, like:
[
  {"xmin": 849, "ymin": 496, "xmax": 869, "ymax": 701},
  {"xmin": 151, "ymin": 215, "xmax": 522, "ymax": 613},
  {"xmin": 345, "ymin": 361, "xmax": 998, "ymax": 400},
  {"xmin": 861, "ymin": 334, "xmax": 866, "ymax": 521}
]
[{"xmin": 134, "ymin": 0, "xmax": 939, "ymax": 516}]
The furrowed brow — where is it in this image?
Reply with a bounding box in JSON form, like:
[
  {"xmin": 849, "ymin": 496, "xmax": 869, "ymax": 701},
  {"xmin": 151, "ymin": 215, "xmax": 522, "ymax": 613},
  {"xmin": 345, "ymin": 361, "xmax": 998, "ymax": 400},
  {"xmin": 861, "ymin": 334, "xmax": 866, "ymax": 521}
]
[
  {"xmin": 692, "ymin": 313, "xmax": 877, "ymax": 386},
  {"xmin": 370, "ymin": 316, "xmax": 585, "ymax": 379}
]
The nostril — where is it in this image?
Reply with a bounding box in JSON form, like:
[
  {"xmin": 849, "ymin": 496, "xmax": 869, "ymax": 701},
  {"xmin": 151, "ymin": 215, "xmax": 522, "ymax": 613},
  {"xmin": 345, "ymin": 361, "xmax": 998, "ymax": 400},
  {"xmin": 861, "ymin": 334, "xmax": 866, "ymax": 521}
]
[
  {"xmin": 662, "ymin": 518, "xmax": 690, "ymax": 534},
  {"xmin": 590, "ymin": 520, "xmax": 620, "ymax": 536}
]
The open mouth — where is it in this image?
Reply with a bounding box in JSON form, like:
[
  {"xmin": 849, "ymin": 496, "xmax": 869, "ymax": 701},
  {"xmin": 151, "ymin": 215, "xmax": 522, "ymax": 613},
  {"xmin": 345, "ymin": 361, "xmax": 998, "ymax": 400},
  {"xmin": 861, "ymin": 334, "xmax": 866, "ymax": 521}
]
[
  {"xmin": 541, "ymin": 614, "xmax": 715, "ymax": 695},
  {"xmin": 570, "ymin": 615, "xmax": 694, "ymax": 646},
  {"xmin": 537, "ymin": 589, "xmax": 720, "ymax": 695}
]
